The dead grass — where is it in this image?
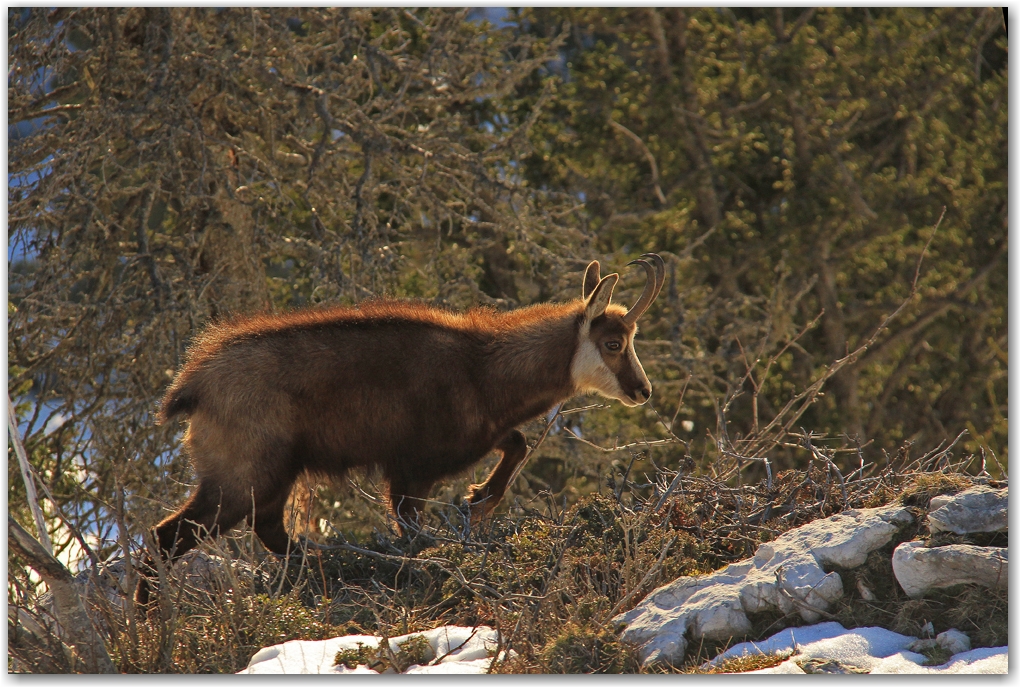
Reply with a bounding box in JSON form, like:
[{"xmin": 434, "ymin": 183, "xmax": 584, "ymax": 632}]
[
  {"xmin": 919, "ymin": 646, "xmax": 955, "ymax": 666},
  {"xmin": 900, "ymin": 473, "xmax": 973, "ymax": 509},
  {"xmin": 687, "ymin": 651, "xmax": 790, "ymax": 673}
]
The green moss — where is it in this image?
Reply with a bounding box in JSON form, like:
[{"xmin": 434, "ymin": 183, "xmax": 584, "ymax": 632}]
[
  {"xmin": 333, "ymin": 634, "xmax": 435, "ymax": 673},
  {"xmin": 538, "ymin": 623, "xmax": 640, "ymax": 673},
  {"xmin": 391, "ymin": 634, "xmax": 435, "ymax": 671},
  {"xmin": 334, "ymin": 642, "xmax": 376, "ymax": 670}
]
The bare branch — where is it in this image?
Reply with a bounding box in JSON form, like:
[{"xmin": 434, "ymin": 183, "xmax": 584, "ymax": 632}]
[
  {"xmin": 8, "ymin": 394, "xmax": 52, "ymax": 554},
  {"xmin": 608, "ymin": 119, "xmax": 667, "ymax": 206}
]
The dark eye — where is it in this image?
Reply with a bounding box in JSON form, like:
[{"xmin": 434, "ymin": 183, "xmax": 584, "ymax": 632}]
[{"xmin": 605, "ymin": 341, "xmax": 621, "ymax": 351}]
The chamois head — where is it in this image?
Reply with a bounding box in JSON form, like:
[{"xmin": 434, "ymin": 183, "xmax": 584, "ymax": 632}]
[{"xmin": 571, "ymin": 253, "xmax": 665, "ymax": 407}]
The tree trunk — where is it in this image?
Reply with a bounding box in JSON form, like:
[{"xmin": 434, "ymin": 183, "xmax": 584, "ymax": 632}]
[{"xmin": 8, "ymin": 516, "xmax": 116, "ymax": 673}]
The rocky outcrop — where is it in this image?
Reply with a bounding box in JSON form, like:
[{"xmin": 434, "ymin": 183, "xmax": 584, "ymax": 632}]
[
  {"xmin": 613, "ymin": 506, "xmax": 914, "ymax": 666},
  {"xmin": 891, "ymin": 541, "xmax": 1007, "ymax": 598},
  {"xmin": 928, "ymin": 485, "xmax": 1007, "ymax": 535},
  {"xmin": 615, "ymin": 482, "xmax": 1009, "ymax": 668}
]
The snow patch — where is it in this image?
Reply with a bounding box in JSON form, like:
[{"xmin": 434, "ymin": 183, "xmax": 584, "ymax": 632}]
[
  {"xmin": 240, "ymin": 625, "xmax": 507, "ymax": 674},
  {"xmin": 710, "ymin": 622, "xmax": 1006, "ymax": 675}
]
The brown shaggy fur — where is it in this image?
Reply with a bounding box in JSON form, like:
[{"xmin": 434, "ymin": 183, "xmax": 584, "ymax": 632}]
[{"xmin": 138, "ymin": 259, "xmax": 661, "ymax": 604}]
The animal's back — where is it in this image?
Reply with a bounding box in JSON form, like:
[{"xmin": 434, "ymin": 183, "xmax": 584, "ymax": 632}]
[{"xmin": 160, "ymin": 302, "xmax": 498, "ymax": 473}]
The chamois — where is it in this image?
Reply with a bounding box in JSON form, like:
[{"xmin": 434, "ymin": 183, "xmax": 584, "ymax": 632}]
[{"xmin": 140, "ymin": 254, "xmax": 664, "ymax": 599}]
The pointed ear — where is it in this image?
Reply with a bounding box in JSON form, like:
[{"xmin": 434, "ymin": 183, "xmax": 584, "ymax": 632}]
[
  {"xmin": 584, "ymin": 273, "xmax": 618, "ymax": 320},
  {"xmin": 582, "ymin": 261, "xmax": 601, "ymax": 299}
]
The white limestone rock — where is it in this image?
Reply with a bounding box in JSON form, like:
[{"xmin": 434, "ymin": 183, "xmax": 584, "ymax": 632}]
[
  {"xmin": 892, "ymin": 541, "xmax": 1007, "ymax": 598},
  {"xmin": 935, "ymin": 629, "xmax": 972, "ymax": 655},
  {"xmin": 908, "ymin": 628, "xmax": 971, "ymax": 655},
  {"xmin": 928, "ymin": 485, "xmax": 1007, "ymax": 535},
  {"xmin": 614, "ymin": 505, "xmax": 914, "ymax": 666}
]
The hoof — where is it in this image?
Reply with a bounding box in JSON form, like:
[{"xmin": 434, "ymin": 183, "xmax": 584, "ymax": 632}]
[{"xmin": 467, "ymin": 500, "xmax": 493, "ymax": 528}]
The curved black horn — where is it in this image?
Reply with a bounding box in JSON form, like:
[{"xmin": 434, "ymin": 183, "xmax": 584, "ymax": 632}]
[
  {"xmin": 582, "ymin": 260, "xmax": 601, "ymax": 300},
  {"xmin": 623, "ymin": 253, "xmax": 665, "ymax": 325},
  {"xmin": 640, "ymin": 253, "xmax": 665, "ymax": 304}
]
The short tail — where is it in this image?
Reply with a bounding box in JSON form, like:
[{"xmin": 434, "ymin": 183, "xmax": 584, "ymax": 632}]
[{"xmin": 157, "ymin": 384, "xmax": 199, "ymax": 424}]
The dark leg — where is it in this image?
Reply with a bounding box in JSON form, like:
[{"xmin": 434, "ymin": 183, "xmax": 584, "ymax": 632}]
[
  {"xmin": 251, "ymin": 486, "xmax": 297, "ymax": 555},
  {"xmin": 386, "ymin": 478, "xmax": 435, "ymax": 536},
  {"xmin": 153, "ymin": 480, "xmax": 249, "ymax": 560},
  {"xmin": 135, "ymin": 479, "xmax": 249, "ymax": 606},
  {"xmin": 467, "ymin": 429, "xmax": 528, "ymax": 526}
]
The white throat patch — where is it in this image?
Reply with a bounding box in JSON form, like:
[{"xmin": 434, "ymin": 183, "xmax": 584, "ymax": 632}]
[{"xmin": 570, "ymin": 319, "xmax": 627, "ymax": 401}]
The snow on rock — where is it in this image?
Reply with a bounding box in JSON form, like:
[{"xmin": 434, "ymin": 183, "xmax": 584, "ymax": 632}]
[
  {"xmin": 712, "ymin": 622, "xmax": 911, "ymax": 673},
  {"xmin": 614, "ymin": 505, "xmax": 914, "ymax": 666},
  {"xmin": 928, "ymin": 485, "xmax": 1007, "ymax": 535},
  {"xmin": 710, "ymin": 622, "xmax": 1006, "ymax": 674},
  {"xmin": 891, "ymin": 541, "xmax": 1007, "ymax": 598},
  {"xmin": 240, "ymin": 625, "xmax": 505, "ymax": 674}
]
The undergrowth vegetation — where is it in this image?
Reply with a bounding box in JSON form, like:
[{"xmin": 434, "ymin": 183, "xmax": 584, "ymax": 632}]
[{"xmin": 9, "ymin": 441, "xmax": 1005, "ymax": 673}]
